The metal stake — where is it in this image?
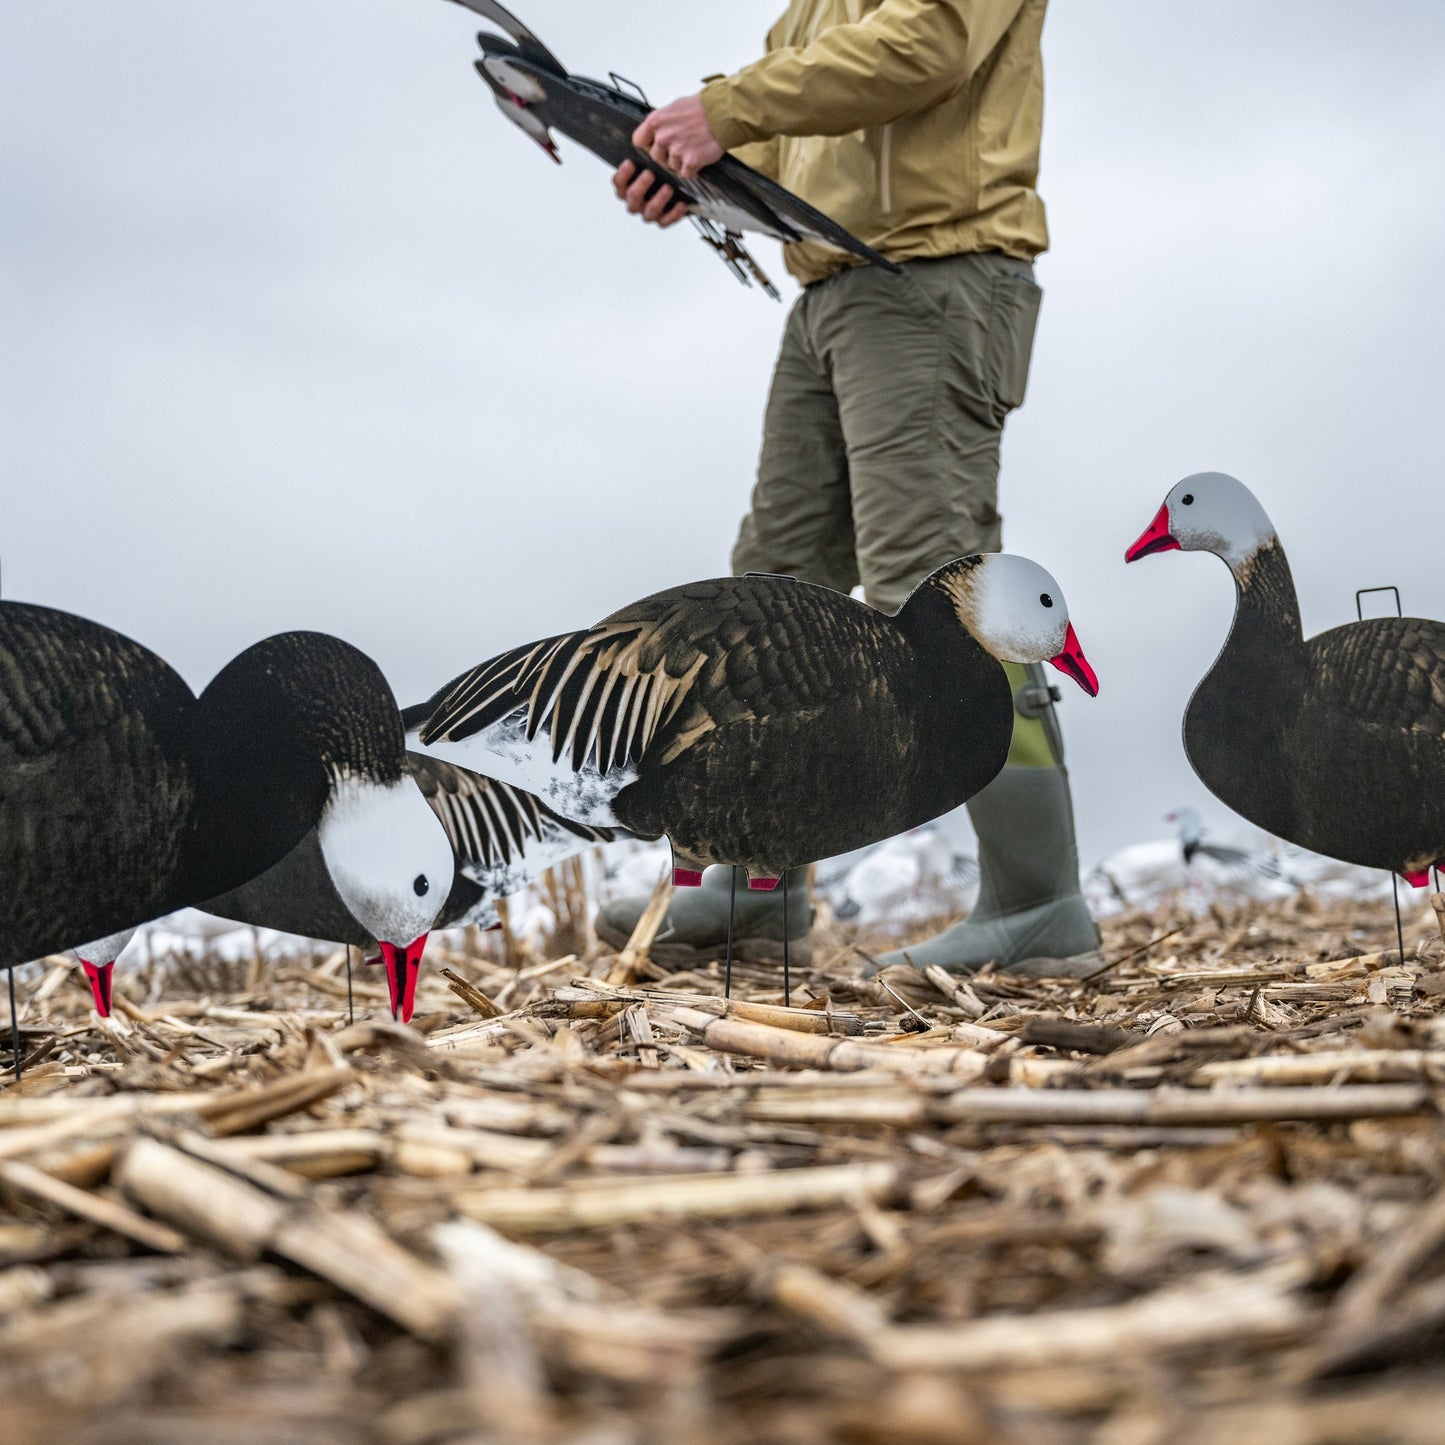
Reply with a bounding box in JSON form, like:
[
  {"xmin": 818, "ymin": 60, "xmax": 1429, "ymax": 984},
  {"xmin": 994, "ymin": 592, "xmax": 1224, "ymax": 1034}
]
[
  {"xmin": 1391, "ymin": 874, "xmax": 1406, "ymax": 965},
  {"xmin": 345, "ymin": 946, "xmax": 355, "ymax": 1027},
  {"xmin": 724, "ymin": 867, "xmax": 737, "ymax": 999},
  {"xmin": 8, "ymin": 969, "xmax": 20, "ymax": 1082},
  {"xmin": 782, "ymin": 871, "xmax": 791, "ymax": 1008}
]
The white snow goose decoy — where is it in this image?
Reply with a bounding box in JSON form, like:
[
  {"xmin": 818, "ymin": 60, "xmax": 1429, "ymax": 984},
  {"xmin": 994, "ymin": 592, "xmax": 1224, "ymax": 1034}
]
[
  {"xmin": 0, "ymin": 604, "xmax": 454, "ymax": 1043},
  {"xmin": 406, "ymin": 556, "xmax": 1097, "ymax": 894},
  {"xmin": 1126, "ymin": 472, "xmax": 1445, "ymax": 886},
  {"xmin": 203, "ymin": 755, "xmax": 621, "ymax": 1020}
]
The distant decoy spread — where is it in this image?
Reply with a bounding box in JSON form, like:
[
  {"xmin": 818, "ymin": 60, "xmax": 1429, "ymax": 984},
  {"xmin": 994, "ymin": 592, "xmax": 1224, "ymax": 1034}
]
[
  {"xmin": 443, "ymin": 0, "xmax": 902, "ymax": 298},
  {"xmin": 0, "ymin": 605, "xmax": 453, "ymax": 1016},
  {"xmin": 407, "ymin": 556, "xmax": 1097, "ymax": 888},
  {"xmin": 1126, "ymin": 471, "xmax": 1445, "ymax": 883}
]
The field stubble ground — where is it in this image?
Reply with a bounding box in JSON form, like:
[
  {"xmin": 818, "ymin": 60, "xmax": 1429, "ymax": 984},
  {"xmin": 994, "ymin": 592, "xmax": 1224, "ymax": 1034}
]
[{"xmin": 1, "ymin": 859, "xmax": 1443, "ymax": 1443}]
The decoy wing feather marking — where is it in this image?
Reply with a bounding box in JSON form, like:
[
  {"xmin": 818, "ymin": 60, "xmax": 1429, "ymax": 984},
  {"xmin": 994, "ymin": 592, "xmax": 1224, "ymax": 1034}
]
[
  {"xmin": 1307, "ymin": 618, "xmax": 1445, "ymax": 737},
  {"xmin": 419, "ymin": 610, "xmax": 715, "ymax": 777},
  {"xmin": 407, "ymin": 753, "xmax": 617, "ymax": 875}
]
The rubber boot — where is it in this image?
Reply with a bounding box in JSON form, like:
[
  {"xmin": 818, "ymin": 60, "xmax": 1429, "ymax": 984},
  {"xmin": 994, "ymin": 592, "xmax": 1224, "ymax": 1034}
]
[
  {"xmin": 596, "ymin": 864, "xmax": 813, "ymax": 968},
  {"xmin": 873, "ymin": 663, "xmax": 1100, "ymax": 978}
]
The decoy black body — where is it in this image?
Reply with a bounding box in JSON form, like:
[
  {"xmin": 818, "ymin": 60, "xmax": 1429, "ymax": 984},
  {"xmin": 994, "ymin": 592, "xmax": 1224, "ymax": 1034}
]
[
  {"xmin": 407, "ymin": 557, "xmax": 1097, "ymax": 886},
  {"xmin": 444, "ymin": 0, "xmax": 901, "ymax": 298},
  {"xmin": 1, "ymin": 605, "xmax": 453, "ymax": 999},
  {"xmin": 1127, "ymin": 472, "xmax": 1445, "ymax": 883},
  {"xmin": 1, "ymin": 602, "xmax": 193, "ymax": 969}
]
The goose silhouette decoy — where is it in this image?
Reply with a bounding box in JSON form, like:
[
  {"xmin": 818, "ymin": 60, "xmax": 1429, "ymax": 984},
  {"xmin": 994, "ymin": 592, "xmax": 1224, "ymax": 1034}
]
[
  {"xmin": 1167, "ymin": 806, "xmax": 1284, "ymax": 886},
  {"xmin": 202, "ymin": 755, "xmax": 620, "ymax": 1021},
  {"xmin": 442, "ymin": 0, "xmax": 901, "ymax": 298},
  {"xmin": 1, "ymin": 603, "xmax": 454, "ymax": 1033},
  {"xmin": 1125, "ymin": 472, "xmax": 1445, "ymax": 884},
  {"xmin": 406, "ymin": 556, "xmax": 1098, "ymax": 899}
]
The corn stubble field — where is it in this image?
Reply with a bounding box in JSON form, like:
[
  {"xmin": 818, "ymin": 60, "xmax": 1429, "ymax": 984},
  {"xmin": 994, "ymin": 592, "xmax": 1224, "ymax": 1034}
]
[{"xmin": 2, "ymin": 861, "xmax": 1444, "ymax": 1444}]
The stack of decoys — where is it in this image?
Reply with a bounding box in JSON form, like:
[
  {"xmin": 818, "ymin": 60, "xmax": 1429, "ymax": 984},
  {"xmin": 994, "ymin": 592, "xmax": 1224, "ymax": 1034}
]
[
  {"xmin": 202, "ymin": 754, "xmax": 622, "ymax": 1021},
  {"xmin": 1126, "ymin": 471, "xmax": 1445, "ymax": 931},
  {"xmin": 407, "ymin": 554, "xmax": 1098, "ymax": 1003},
  {"xmin": 0, "ymin": 600, "xmax": 454, "ymax": 1071},
  {"xmin": 442, "ymin": 0, "xmax": 901, "ymax": 298}
]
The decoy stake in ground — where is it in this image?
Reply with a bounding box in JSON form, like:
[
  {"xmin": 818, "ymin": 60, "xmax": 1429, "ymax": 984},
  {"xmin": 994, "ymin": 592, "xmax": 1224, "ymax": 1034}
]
[
  {"xmin": 1126, "ymin": 471, "xmax": 1445, "ymax": 885},
  {"xmin": 406, "ymin": 556, "xmax": 1097, "ymax": 932}
]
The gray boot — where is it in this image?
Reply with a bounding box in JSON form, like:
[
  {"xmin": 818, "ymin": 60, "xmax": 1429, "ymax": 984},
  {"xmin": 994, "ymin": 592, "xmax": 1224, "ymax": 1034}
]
[
  {"xmin": 596, "ymin": 865, "xmax": 813, "ymax": 968},
  {"xmin": 874, "ymin": 665, "xmax": 1100, "ymax": 978}
]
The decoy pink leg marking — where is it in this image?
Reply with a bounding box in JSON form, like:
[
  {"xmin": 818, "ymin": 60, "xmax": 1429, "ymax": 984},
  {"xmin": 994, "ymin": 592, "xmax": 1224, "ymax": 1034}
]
[
  {"xmin": 748, "ymin": 875, "xmax": 780, "ymax": 892},
  {"xmin": 673, "ymin": 868, "xmax": 704, "ymax": 887}
]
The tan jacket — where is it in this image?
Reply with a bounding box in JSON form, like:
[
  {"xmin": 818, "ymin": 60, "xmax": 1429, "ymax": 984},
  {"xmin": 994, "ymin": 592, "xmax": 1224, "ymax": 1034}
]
[{"xmin": 701, "ymin": 0, "xmax": 1047, "ymax": 285}]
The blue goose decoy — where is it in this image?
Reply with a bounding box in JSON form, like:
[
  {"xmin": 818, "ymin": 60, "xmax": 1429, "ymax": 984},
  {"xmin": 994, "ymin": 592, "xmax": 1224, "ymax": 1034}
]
[{"xmin": 1127, "ymin": 472, "xmax": 1445, "ymax": 886}]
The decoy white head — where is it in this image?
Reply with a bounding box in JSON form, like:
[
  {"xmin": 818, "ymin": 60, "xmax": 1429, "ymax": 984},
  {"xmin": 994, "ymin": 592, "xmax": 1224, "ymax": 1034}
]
[
  {"xmin": 68, "ymin": 927, "xmax": 138, "ymax": 1017},
  {"xmin": 1126, "ymin": 472, "xmax": 1279, "ymax": 573},
  {"xmin": 1164, "ymin": 806, "xmax": 1204, "ymax": 847},
  {"xmin": 318, "ymin": 777, "xmax": 454, "ymax": 1019},
  {"xmin": 947, "ymin": 554, "xmax": 1099, "ymax": 696}
]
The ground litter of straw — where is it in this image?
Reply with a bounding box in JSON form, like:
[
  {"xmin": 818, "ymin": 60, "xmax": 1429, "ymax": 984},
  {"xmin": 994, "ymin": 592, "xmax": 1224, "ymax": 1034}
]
[{"xmin": 2, "ymin": 859, "xmax": 1444, "ymax": 1444}]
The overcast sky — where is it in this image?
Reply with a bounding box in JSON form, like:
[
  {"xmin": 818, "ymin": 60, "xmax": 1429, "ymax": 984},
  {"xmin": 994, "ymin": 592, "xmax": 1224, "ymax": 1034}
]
[{"xmin": 4, "ymin": 1, "xmax": 1445, "ymax": 867}]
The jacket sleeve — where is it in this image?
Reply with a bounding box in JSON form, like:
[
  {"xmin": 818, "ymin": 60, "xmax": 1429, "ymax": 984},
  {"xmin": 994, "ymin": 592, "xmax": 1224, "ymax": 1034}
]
[
  {"xmin": 701, "ymin": 0, "xmax": 1025, "ymax": 149},
  {"xmin": 729, "ymin": 136, "xmax": 782, "ymax": 180}
]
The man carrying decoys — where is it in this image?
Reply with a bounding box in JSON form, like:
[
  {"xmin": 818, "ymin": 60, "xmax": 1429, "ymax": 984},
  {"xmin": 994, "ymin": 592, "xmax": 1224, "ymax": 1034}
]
[{"xmin": 600, "ymin": 0, "xmax": 1100, "ymax": 975}]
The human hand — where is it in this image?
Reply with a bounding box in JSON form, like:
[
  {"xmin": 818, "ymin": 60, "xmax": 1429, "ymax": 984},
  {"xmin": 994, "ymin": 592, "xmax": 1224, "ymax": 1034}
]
[
  {"xmin": 611, "ymin": 158, "xmax": 691, "ymax": 227},
  {"xmin": 632, "ymin": 93, "xmax": 724, "ymax": 179}
]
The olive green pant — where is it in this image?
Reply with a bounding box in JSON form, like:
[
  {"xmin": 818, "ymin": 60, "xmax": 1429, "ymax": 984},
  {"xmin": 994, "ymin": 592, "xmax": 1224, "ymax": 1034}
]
[{"xmin": 732, "ymin": 250, "xmax": 1053, "ymax": 767}]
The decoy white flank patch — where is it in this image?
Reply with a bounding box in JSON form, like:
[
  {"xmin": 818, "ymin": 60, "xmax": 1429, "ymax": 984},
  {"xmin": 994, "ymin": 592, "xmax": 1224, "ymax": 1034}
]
[{"xmin": 411, "ymin": 705, "xmax": 635, "ymax": 828}]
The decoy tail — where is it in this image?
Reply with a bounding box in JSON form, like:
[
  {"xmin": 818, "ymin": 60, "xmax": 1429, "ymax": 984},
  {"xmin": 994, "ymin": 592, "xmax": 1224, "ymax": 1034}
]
[{"xmin": 447, "ymin": 0, "xmax": 567, "ymax": 74}]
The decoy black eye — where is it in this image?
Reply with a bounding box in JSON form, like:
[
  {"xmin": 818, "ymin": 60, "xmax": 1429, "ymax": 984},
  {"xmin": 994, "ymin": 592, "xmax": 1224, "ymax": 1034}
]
[
  {"xmin": 413, "ymin": 875, "xmax": 430, "ymax": 897},
  {"xmin": 1181, "ymin": 493, "xmax": 1195, "ymax": 505},
  {"xmin": 1040, "ymin": 593, "xmax": 1054, "ymax": 608}
]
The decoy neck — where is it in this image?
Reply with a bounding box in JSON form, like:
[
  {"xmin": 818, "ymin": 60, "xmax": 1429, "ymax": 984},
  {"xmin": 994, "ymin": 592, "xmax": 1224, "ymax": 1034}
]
[
  {"xmin": 888, "ymin": 561, "xmax": 1015, "ymax": 750},
  {"xmin": 179, "ymin": 632, "xmax": 407, "ymax": 902},
  {"xmin": 1220, "ymin": 539, "xmax": 1305, "ymax": 655},
  {"xmin": 894, "ymin": 559, "xmax": 999, "ymax": 671},
  {"xmin": 1175, "ymin": 496, "xmax": 1309, "ymax": 844}
]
